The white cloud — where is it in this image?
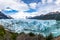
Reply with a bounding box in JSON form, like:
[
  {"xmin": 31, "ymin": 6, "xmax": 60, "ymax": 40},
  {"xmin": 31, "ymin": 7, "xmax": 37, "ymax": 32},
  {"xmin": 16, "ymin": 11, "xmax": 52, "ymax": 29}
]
[
  {"xmin": 0, "ymin": 0, "xmax": 31, "ymax": 19},
  {"xmin": 1, "ymin": 0, "xmax": 60, "ymax": 19},
  {"xmin": 42, "ymin": 0, "xmax": 46, "ymax": 4},
  {"xmin": 29, "ymin": 3, "xmax": 37, "ymax": 9},
  {"xmin": 46, "ymin": 0, "xmax": 53, "ymax": 3},
  {"xmin": 10, "ymin": 11, "xmax": 37, "ymax": 19},
  {"xmin": 0, "ymin": 0, "xmax": 39, "ymax": 19},
  {"xmin": 55, "ymin": 0, "xmax": 60, "ymax": 5},
  {"xmin": 10, "ymin": 12, "xmax": 27, "ymax": 19},
  {"xmin": 0, "ymin": 0, "xmax": 29, "ymax": 11},
  {"xmin": 36, "ymin": 0, "xmax": 60, "ymax": 15},
  {"xmin": 41, "ymin": 0, "xmax": 60, "ymax": 5}
]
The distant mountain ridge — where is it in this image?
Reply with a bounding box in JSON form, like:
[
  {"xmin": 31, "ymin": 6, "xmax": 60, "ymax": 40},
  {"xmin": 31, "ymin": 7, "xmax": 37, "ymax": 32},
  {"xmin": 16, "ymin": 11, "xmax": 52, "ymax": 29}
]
[
  {"xmin": 0, "ymin": 11, "xmax": 12, "ymax": 19},
  {"xmin": 28, "ymin": 11, "xmax": 60, "ymax": 20}
]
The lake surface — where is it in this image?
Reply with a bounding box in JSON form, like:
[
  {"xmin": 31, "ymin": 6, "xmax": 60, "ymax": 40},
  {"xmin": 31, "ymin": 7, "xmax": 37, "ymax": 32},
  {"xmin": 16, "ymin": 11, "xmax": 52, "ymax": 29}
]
[{"xmin": 0, "ymin": 19, "xmax": 60, "ymax": 37}]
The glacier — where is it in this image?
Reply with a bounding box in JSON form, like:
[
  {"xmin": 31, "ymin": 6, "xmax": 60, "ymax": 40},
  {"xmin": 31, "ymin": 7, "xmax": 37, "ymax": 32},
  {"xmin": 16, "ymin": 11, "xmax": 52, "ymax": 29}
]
[{"xmin": 0, "ymin": 19, "xmax": 60, "ymax": 37}]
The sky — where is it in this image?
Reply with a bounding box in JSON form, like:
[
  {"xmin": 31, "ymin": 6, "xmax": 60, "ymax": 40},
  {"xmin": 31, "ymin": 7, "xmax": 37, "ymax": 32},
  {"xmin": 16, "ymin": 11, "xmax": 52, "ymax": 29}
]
[{"xmin": 0, "ymin": 0, "xmax": 60, "ymax": 19}]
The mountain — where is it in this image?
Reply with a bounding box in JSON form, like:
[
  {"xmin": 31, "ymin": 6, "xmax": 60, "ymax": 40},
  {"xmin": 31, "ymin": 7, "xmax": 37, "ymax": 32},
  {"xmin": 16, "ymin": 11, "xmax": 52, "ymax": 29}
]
[
  {"xmin": 28, "ymin": 11, "xmax": 60, "ymax": 20},
  {"xmin": 0, "ymin": 11, "xmax": 12, "ymax": 19}
]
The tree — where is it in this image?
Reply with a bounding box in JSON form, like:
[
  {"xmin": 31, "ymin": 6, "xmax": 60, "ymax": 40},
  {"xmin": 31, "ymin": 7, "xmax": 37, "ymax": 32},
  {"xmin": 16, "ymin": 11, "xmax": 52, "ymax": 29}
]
[
  {"xmin": 28, "ymin": 32, "xmax": 35, "ymax": 37},
  {"xmin": 46, "ymin": 33, "xmax": 54, "ymax": 40}
]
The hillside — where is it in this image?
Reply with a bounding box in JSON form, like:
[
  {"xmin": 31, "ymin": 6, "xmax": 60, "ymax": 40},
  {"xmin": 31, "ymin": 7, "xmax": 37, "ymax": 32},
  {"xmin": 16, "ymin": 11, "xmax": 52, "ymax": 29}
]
[
  {"xmin": 28, "ymin": 11, "xmax": 60, "ymax": 20},
  {"xmin": 0, "ymin": 11, "xmax": 12, "ymax": 19}
]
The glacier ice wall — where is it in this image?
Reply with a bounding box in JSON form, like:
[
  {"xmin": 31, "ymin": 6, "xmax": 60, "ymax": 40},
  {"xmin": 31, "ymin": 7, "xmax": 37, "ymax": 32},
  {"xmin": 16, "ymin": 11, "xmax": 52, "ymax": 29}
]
[{"xmin": 0, "ymin": 19, "xmax": 60, "ymax": 37}]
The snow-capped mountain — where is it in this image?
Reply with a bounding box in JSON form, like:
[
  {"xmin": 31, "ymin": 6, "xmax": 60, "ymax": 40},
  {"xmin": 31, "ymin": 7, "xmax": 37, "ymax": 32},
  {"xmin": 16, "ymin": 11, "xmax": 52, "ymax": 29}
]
[
  {"xmin": 0, "ymin": 11, "xmax": 12, "ymax": 19},
  {"xmin": 28, "ymin": 11, "xmax": 60, "ymax": 20}
]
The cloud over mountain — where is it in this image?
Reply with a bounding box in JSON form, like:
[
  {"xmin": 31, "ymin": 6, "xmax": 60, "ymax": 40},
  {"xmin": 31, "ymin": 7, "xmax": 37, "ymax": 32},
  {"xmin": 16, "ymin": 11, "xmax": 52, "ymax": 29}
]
[{"xmin": 0, "ymin": 0, "xmax": 60, "ymax": 19}]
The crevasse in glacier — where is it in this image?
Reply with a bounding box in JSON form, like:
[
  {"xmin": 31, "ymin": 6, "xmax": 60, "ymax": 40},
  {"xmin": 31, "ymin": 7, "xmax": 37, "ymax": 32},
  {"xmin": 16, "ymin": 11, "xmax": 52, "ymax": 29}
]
[{"xmin": 0, "ymin": 19, "xmax": 60, "ymax": 37}]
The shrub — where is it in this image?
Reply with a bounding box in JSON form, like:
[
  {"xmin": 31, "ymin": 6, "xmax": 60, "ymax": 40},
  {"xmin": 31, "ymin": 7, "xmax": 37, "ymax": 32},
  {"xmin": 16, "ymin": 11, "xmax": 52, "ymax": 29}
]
[
  {"xmin": 19, "ymin": 32, "xmax": 25, "ymax": 35},
  {"xmin": 46, "ymin": 33, "xmax": 53, "ymax": 40},
  {"xmin": 28, "ymin": 32, "xmax": 35, "ymax": 37},
  {"xmin": 0, "ymin": 25, "xmax": 6, "ymax": 37},
  {"xmin": 10, "ymin": 32, "xmax": 18, "ymax": 40}
]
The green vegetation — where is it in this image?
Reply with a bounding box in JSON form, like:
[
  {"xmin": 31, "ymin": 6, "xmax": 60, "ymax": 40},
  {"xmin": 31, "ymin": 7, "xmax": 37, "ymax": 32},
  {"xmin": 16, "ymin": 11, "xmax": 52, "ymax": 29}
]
[
  {"xmin": 28, "ymin": 32, "xmax": 35, "ymax": 37},
  {"xmin": 10, "ymin": 32, "xmax": 18, "ymax": 40},
  {"xmin": 0, "ymin": 25, "xmax": 6, "ymax": 37},
  {"xmin": 38, "ymin": 34, "xmax": 45, "ymax": 40},
  {"xmin": 19, "ymin": 32, "xmax": 25, "ymax": 35},
  {"xmin": 46, "ymin": 33, "xmax": 54, "ymax": 40},
  {"xmin": 0, "ymin": 25, "xmax": 18, "ymax": 40}
]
